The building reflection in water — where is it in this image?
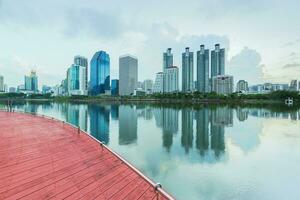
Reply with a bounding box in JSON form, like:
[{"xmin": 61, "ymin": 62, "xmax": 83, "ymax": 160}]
[
  {"xmin": 195, "ymin": 108, "xmax": 209, "ymax": 156},
  {"xmin": 89, "ymin": 105, "xmax": 110, "ymax": 144},
  {"xmin": 111, "ymin": 105, "xmax": 119, "ymax": 120},
  {"xmin": 236, "ymin": 107, "xmax": 249, "ymax": 122},
  {"xmin": 119, "ymin": 105, "xmax": 137, "ymax": 145},
  {"xmin": 181, "ymin": 108, "xmax": 194, "ymax": 153},
  {"xmin": 66, "ymin": 104, "xmax": 88, "ymax": 131}
]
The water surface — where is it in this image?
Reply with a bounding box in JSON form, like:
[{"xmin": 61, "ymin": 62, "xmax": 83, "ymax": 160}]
[{"xmin": 1, "ymin": 102, "xmax": 300, "ymax": 200}]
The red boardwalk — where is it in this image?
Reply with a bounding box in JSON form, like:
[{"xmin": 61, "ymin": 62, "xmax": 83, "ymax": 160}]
[{"xmin": 0, "ymin": 111, "xmax": 173, "ymax": 200}]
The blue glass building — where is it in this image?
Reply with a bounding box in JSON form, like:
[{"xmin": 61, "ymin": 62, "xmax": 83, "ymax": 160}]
[
  {"xmin": 111, "ymin": 79, "xmax": 119, "ymax": 96},
  {"xmin": 90, "ymin": 51, "xmax": 110, "ymax": 95}
]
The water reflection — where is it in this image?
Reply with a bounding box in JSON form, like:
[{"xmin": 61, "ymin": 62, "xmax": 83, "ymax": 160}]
[
  {"xmin": 6, "ymin": 102, "xmax": 300, "ymax": 158},
  {"xmin": 89, "ymin": 105, "xmax": 110, "ymax": 144}
]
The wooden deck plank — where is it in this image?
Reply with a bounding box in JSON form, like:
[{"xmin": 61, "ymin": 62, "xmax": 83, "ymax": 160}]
[{"xmin": 0, "ymin": 111, "xmax": 172, "ymax": 200}]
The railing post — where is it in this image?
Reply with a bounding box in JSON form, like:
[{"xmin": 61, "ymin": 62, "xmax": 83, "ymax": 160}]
[{"xmin": 78, "ymin": 126, "xmax": 80, "ymax": 134}]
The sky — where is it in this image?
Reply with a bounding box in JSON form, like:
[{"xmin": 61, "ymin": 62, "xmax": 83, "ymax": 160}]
[{"xmin": 0, "ymin": 0, "xmax": 300, "ymax": 88}]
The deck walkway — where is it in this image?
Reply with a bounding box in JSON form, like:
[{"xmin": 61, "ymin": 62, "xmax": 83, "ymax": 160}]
[{"xmin": 0, "ymin": 111, "xmax": 172, "ymax": 200}]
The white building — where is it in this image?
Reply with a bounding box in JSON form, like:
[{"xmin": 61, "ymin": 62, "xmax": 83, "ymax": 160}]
[
  {"xmin": 236, "ymin": 80, "xmax": 248, "ymax": 93},
  {"xmin": 143, "ymin": 79, "xmax": 153, "ymax": 94},
  {"xmin": 212, "ymin": 75, "xmax": 234, "ymax": 95},
  {"xmin": 153, "ymin": 72, "xmax": 164, "ymax": 93},
  {"xmin": 67, "ymin": 64, "xmax": 87, "ymax": 96},
  {"xmin": 164, "ymin": 66, "xmax": 179, "ymax": 93},
  {"xmin": 119, "ymin": 55, "xmax": 138, "ymax": 96}
]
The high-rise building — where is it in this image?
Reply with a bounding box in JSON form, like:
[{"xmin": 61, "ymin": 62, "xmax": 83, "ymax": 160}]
[
  {"xmin": 74, "ymin": 56, "xmax": 88, "ymax": 90},
  {"xmin": 9, "ymin": 87, "xmax": 16, "ymax": 93},
  {"xmin": 290, "ymin": 80, "xmax": 298, "ymax": 91},
  {"xmin": 111, "ymin": 79, "xmax": 119, "ymax": 96},
  {"xmin": 197, "ymin": 45, "xmax": 210, "ymax": 93},
  {"xmin": 211, "ymin": 44, "xmax": 225, "ymax": 78},
  {"xmin": 163, "ymin": 48, "xmax": 173, "ymax": 72},
  {"xmin": 90, "ymin": 51, "xmax": 110, "ymax": 95},
  {"xmin": 67, "ymin": 64, "xmax": 87, "ymax": 95},
  {"xmin": 25, "ymin": 70, "xmax": 38, "ymax": 92},
  {"xmin": 143, "ymin": 79, "xmax": 153, "ymax": 94},
  {"xmin": 236, "ymin": 80, "xmax": 249, "ymax": 93},
  {"xmin": 212, "ymin": 75, "xmax": 233, "ymax": 95},
  {"xmin": 182, "ymin": 47, "xmax": 194, "ymax": 92},
  {"xmin": 119, "ymin": 55, "xmax": 138, "ymax": 96},
  {"xmin": 164, "ymin": 66, "xmax": 179, "ymax": 93},
  {"xmin": 0, "ymin": 75, "xmax": 4, "ymax": 92},
  {"xmin": 153, "ymin": 72, "xmax": 164, "ymax": 93}
]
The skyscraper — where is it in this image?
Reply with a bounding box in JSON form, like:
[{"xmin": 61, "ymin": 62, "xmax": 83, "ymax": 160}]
[
  {"xmin": 182, "ymin": 47, "xmax": 194, "ymax": 92},
  {"xmin": 111, "ymin": 79, "xmax": 119, "ymax": 96},
  {"xmin": 164, "ymin": 66, "xmax": 179, "ymax": 93},
  {"xmin": 90, "ymin": 51, "xmax": 110, "ymax": 95},
  {"xmin": 0, "ymin": 75, "xmax": 4, "ymax": 92},
  {"xmin": 25, "ymin": 70, "xmax": 38, "ymax": 93},
  {"xmin": 153, "ymin": 72, "xmax": 164, "ymax": 93},
  {"xmin": 163, "ymin": 48, "xmax": 173, "ymax": 72},
  {"xmin": 211, "ymin": 44, "xmax": 225, "ymax": 78},
  {"xmin": 119, "ymin": 55, "xmax": 138, "ymax": 96},
  {"xmin": 197, "ymin": 45, "xmax": 210, "ymax": 93},
  {"xmin": 67, "ymin": 64, "xmax": 87, "ymax": 95},
  {"xmin": 143, "ymin": 79, "xmax": 153, "ymax": 94},
  {"xmin": 74, "ymin": 56, "xmax": 88, "ymax": 90}
]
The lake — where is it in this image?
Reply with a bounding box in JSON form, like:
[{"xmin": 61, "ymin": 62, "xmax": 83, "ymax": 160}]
[{"xmin": 1, "ymin": 102, "xmax": 300, "ymax": 200}]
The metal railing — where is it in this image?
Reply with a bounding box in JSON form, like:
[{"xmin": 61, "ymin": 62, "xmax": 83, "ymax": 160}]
[{"xmin": 0, "ymin": 109, "xmax": 175, "ymax": 200}]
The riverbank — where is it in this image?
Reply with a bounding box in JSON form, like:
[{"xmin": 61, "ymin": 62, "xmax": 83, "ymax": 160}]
[{"xmin": 1, "ymin": 90, "xmax": 299, "ymax": 106}]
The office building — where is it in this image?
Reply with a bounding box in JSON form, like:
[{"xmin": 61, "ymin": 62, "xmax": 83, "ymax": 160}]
[
  {"xmin": 182, "ymin": 47, "xmax": 194, "ymax": 92},
  {"xmin": 119, "ymin": 55, "xmax": 138, "ymax": 96},
  {"xmin": 211, "ymin": 44, "xmax": 225, "ymax": 78},
  {"xmin": 290, "ymin": 80, "xmax": 298, "ymax": 91},
  {"xmin": 164, "ymin": 66, "xmax": 179, "ymax": 93},
  {"xmin": 9, "ymin": 87, "xmax": 16, "ymax": 93},
  {"xmin": 153, "ymin": 72, "xmax": 164, "ymax": 93},
  {"xmin": 111, "ymin": 79, "xmax": 119, "ymax": 96},
  {"xmin": 212, "ymin": 75, "xmax": 233, "ymax": 95},
  {"xmin": 196, "ymin": 45, "xmax": 210, "ymax": 93},
  {"xmin": 67, "ymin": 64, "xmax": 87, "ymax": 95},
  {"xmin": 163, "ymin": 48, "xmax": 173, "ymax": 72},
  {"xmin": 90, "ymin": 51, "xmax": 110, "ymax": 95},
  {"xmin": 0, "ymin": 75, "xmax": 4, "ymax": 92},
  {"xmin": 74, "ymin": 56, "xmax": 88, "ymax": 90},
  {"xmin": 25, "ymin": 70, "xmax": 38, "ymax": 92},
  {"xmin": 236, "ymin": 80, "xmax": 249, "ymax": 93},
  {"xmin": 143, "ymin": 79, "xmax": 153, "ymax": 94}
]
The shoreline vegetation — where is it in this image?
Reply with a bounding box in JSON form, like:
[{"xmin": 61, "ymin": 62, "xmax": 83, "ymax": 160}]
[{"xmin": 0, "ymin": 91, "xmax": 300, "ymax": 106}]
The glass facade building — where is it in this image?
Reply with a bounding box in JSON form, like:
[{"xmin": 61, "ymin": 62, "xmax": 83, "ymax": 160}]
[
  {"xmin": 90, "ymin": 51, "xmax": 110, "ymax": 95},
  {"xmin": 111, "ymin": 79, "xmax": 119, "ymax": 96},
  {"xmin": 74, "ymin": 56, "xmax": 88, "ymax": 90},
  {"xmin": 197, "ymin": 45, "xmax": 210, "ymax": 93},
  {"xmin": 182, "ymin": 47, "xmax": 194, "ymax": 92},
  {"xmin": 211, "ymin": 44, "xmax": 225, "ymax": 78},
  {"xmin": 24, "ymin": 70, "xmax": 38, "ymax": 92}
]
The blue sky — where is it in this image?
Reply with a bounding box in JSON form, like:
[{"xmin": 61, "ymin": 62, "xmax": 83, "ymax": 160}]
[{"xmin": 0, "ymin": 0, "xmax": 299, "ymax": 88}]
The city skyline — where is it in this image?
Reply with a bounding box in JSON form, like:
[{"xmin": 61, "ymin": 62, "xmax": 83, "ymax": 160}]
[{"xmin": 0, "ymin": 0, "xmax": 299, "ymax": 88}]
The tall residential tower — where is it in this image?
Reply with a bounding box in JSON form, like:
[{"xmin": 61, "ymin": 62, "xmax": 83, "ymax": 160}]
[
  {"xmin": 197, "ymin": 45, "xmax": 210, "ymax": 93},
  {"xmin": 211, "ymin": 44, "xmax": 225, "ymax": 78},
  {"xmin": 182, "ymin": 47, "xmax": 194, "ymax": 92}
]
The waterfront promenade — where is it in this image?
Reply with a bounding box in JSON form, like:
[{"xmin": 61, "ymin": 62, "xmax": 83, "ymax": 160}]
[{"xmin": 0, "ymin": 111, "xmax": 172, "ymax": 200}]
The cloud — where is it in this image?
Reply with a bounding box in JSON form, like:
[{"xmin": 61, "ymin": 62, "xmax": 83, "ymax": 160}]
[
  {"xmin": 63, "ymin": 8, "xmax": 125, "ymax": 39},
  {"xmin": 227, "ymin": 47, "xmax": 263, "ymax": 85},
  {"xmin": 282, "ymin": 38, "xmax": 300, "ymax": 47},
  {"xmin": 283, "ymin": 62, "xmax": 300, "ymax": 68}
]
